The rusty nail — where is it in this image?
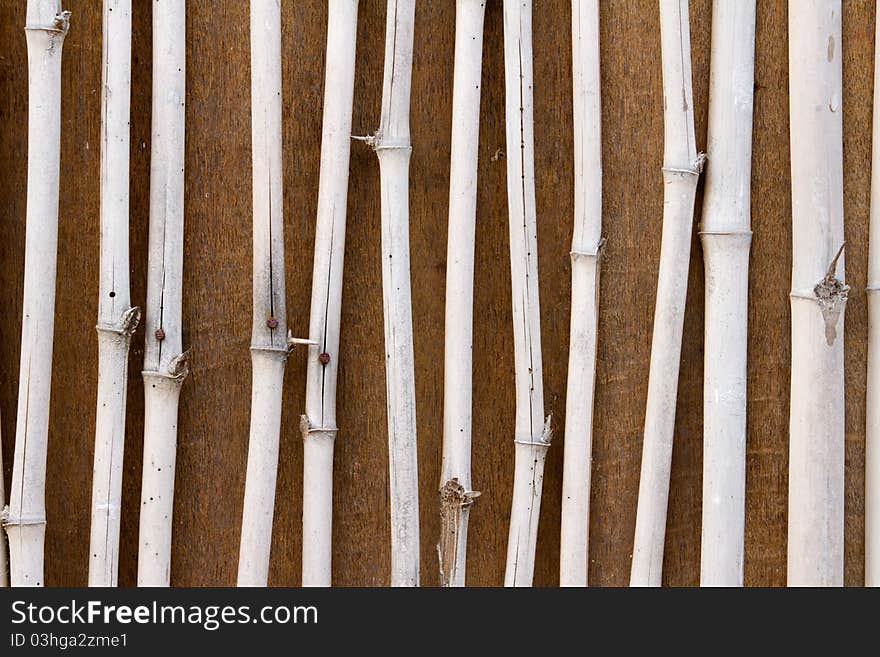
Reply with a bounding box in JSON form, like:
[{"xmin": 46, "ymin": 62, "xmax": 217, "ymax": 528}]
[
  {"xmin": 266, "ymin": 316, "xmax": 279, "ymax": 329},
  {"xmin": 154, "ymin": 328, "xmax": 165, "ymax": 341},
  {"xmin": 318, "ymin": 352, "xmax": 331, "ymax": 365}
]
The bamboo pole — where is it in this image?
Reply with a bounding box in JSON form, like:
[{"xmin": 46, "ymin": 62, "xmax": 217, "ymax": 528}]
[
  {"xmin": 630, "ymin": 0, "xmax": 702, "ymax": 587},
  {"xmin": 502, "ymin": 0, "xmax": 551, "ymax": 588},
  {"xmin": 438, "ymin": 0, "xmax": 486, "ymax": 589},
  {"xmin": 788, "ymin": 0, "xmax": 846, "ymax": 587},
  {"xmin": 300, "ymin": 0, "xmax": 359, "ymax": 588},
  {"xmin": 238, "ymin": 0, "xmax": 289, "ymax": 587},
  {"xmin": 361, "ymin": 0, "xmax": 420, "ymax": 587},
  {"xmin": 89, "ymin": 0, "xmax": 140, "ymax": 588},
  {"xmin": 869, "ymin": 0, "xmax": 880, "ymax": 588},
  {"xmin": 4, "ymin": 1, "xmax": 70, "ymax": 588},
  {"xmin": 559, "ymin": 0, "xmax": 602, "ymax": 588},
  {"xmin": 1, "ymin": 423, "xmax": 7, "ymax": 587},
  {"xmin": 699, "ymin": 0, "xmax": 755, "ymax": 588},
  {"xmin": 137, "ymin": 0, "xmax": 187, "ymax": 587}
]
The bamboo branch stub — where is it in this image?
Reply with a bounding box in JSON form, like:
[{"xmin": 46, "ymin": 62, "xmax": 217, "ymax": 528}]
[
  {"xmin": 437, "ymin": 479, "xmax": 481, "ymax": 588},
  {"xmin": 813, "ymin": 243, "xmax": 849, "ymax": 346}
]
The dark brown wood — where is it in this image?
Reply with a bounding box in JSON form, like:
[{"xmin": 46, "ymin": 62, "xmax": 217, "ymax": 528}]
[{"xmin": 0, "ymin": 0, "xmax": 873, "ymax": 586}]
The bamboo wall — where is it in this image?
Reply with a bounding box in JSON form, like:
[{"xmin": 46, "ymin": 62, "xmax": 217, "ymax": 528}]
[{"xmin": 0, "ymin": 0, "xmax": 873, "ymax": 586}]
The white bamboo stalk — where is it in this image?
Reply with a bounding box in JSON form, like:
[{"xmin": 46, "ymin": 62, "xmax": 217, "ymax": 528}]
[
  {"xmin": 698, "ymin": 0, "xmax": 755, "ymax": 588},
  {"xmin": 137, "ymin": 0, "xmax": 187, "ymax": 587},
  {"xmin": 630, "ymin": 0, "xmax": 702, "ymax": 587},
  {"xmin": 89, "ymin": 0, "xmax": 140, "ymax": 588},
  {"xmin": 559, "ymin": 0, "xmax": 602, "ymax": 588},
  {"xmin": 4, "ymin": 1, "xmax": 70, "ymax": 588},
  {"xmin": 502, "ymin": 0, "xmax": 551, "ymax": 588},
  {"xmin": 237, "ymin": 0, "xmax": 289, "ymax": 588},
  {"xmin": 1, "ymin": 423, "xmax": 8, "ymax": 587},
  {"xmin": 787, "ymin": 0, "xmax": 846, "ymax": 587},
  {"xmin": 868, "ymin": 0, "xmax": 880, "ymax": 588},
  {"xmin": 438, "ymin": 0, "xmax": 486, "ymax": 589},
  {"xmin": 367, "ymin": 0, "xmax": 420, "ymax": 587},
  {"xmin": 300, "ymin": 0, "xmax": 359, "ymax": 588}
]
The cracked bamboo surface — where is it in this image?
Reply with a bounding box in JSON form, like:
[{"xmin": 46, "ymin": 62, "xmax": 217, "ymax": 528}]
[{"xmin": 0, "ymin": 1, "xmax": 872, "ymax": 586}]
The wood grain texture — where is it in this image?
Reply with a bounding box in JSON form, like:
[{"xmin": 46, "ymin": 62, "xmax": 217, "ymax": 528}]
[{"xmin": 0, "ymin": 0, "xmax": 873, "ymax": 586}]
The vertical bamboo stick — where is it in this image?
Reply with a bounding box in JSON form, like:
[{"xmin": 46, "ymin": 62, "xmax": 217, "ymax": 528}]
[
  {"xmin": 559, "ymin": 0, "xmax": 602, "ymax": 588},
  {"xmin": 300, "ymin": 0, "xmax": 359, "ymax": 588},
  {"xmin": 237, "ymin": 0, "xmax": 289, "ymax": 587},
  {"xmin": 90, "ymin": 0, "xmax": 140, "ymax": 588},
  {"xmin": 5, "ymin": 1, "xmax": 70, "ymax": 588},
  {"xmin": 137, "ymin": 0, "xmax": 187, "ymax": 587},
  {"xmin": 438, "ymin": 0, "xmax": 486, "ymax": 589},
  {"xmin": 699, "ymin": 0, "xmax": 755, "ymax": 588},
  {"xmin": 787, "ymin": 0, "xmax": 846, "ymax": 587},
  {"xmin": 502, "ymin": 0, "xmax": 551, "ymax": 588},
  {"xmin": 366, "ymin": 0, "xmax": 420, "ymax": 587},
  {"xmin": 630, "ymin": 0, "xmax": 702, "ymax": 587},
  {"xmin": 1, "ymin": 424, "xmax": 7, "ymax": 587},
  {"xmin": 868, "ymin": 0, "xmax": 880, "ymax": 588}
]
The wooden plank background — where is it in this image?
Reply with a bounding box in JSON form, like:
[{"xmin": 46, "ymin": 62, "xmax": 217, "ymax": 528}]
[{"xmin": 0, "ymin": 0, "xmax": 873, "ymax": 586}]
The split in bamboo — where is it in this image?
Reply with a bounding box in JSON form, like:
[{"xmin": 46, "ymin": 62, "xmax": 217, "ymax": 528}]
[
  {"xmin": 138, "ymin": 0, "xmax": 187, "ymax": 587},
  {"xmin": 300, "ymin": 0, "xmax": 360, "ymax": 589},
  {"xmin": 5, "ymin": 1, "xmax": 70, "ymax": 588},
  {"xmin": 502, "ymin": 0, "xmax": 551, "ymax": 588},
  {"xmin": 787, "ymin": 0, "xmax": 846, "ymax": 587},
  {"xmin": 438, "ymin": 0, "xmax": 486, "ymax": 589},
  {"xmin": 698, "ymin": 0, "xmax": 755, "ymax": 588},
  {"xmin": 237, "ymin": 0, "xmax": 289, "ymax": 588},
  {"xmin": 559, "ymin": 0, "xmax": 602, "ymax": 588},
  {"xmin": 90, "ymin": 0, "xmax": 140, "ymax": 588},
  {"xmin": 869, "ymin": 0, "xmax": 880, "ymax": 588},
  {"xmin": 630, "ymin": 0, "xmax": 703, "ymax": 587},
  {"xmin": 359, "ymin": 0, "xmax": 420, "ymax": 587}
]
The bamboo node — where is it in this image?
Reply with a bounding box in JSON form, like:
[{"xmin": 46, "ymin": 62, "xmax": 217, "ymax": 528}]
[
  {"xmin": 299, "ymin": 415, "xmax": 338, "ymax": 442},
  {"xmin": 94, "ymin": 502, "xmax": 121, "ymax": 518},
  {"xmin": 25, "ymin": 10, "xmax": 71, "ymax": 35},
  {"xmin": 663, "ymin": 153, "xmax": 706, "ymax": 178},
  {"xmin": 814, "ymin": 244, "xmax": 849, "ymax": 346},
  {"xmin": 514, "ymin": 415, "xmax": 553, "ymax": 447},
  {"xmin": 1, "ymin": 509, "xmax": 47, "ymax": 528},
  {"xmin": 570, "ymin": 237, "xmax": 606, "ymax": 261},
  {"xmin": 354, "ymin": 132, "xmax": 411, "ymax": 153},
  {"xmin": 351, "ymin": 133, "xmax": 376, "ymax": 148}
]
